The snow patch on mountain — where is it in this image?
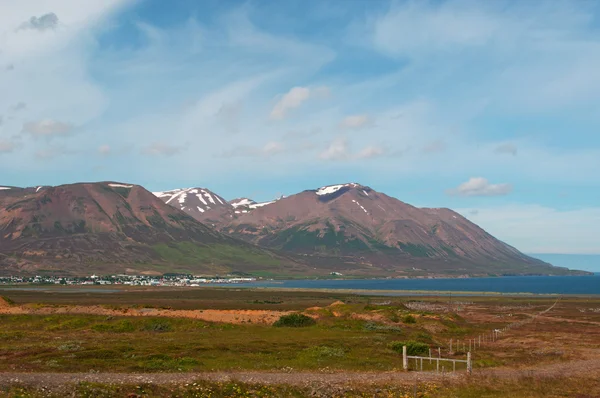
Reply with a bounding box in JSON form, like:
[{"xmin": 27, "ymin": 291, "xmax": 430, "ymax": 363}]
[
  {"xmin": 153, "ymin": 188, "xmax": 231, "ymax": 219},
  {"xmin": 352, "ymin": 199, "xmax": 368, "ymax": 214},
  {"xmin": 316, "ymin": 183, "xmax": 360, "ymax": 196},
  {"xmin": 0, "ymin": 187, "xmax": 11, "ymax": 190},
  {"xmin": 249, "ymin": 200, "xmax": 275, "ymax": 209},
  {"xmin": 231, "ymin": 198, "xmax": 256, "ymax": 208},
  {"xmin": 108, "ymin": 184, "xmax": 133, "ymax": 188}
]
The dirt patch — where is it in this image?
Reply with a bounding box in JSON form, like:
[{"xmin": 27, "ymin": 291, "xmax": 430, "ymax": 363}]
[
  {"xmin": 329, "ymin": 300, "xmax": 345, "ymax": 306},
  {"xmin": 305, "ymin": 306, "xmax": 323, "ymax": 312},
  {"xmin": 351, "ymin": 313, "xmax": 389, "ymax": 323},
  {"xmin": 0, "ymin": 297, "xmax": 10, "ymax": 309},
  {"xmin": 0, "ymin": 303, "xmax": 290, "ymax": 325}
]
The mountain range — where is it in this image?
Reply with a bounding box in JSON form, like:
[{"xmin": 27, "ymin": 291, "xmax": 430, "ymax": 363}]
[
  {"xmin": 0, "ymin": 181, "xmax": 586, "ymax": 277},
  {"xmin": 0, "ymin": 183, "xmax": 298, "ymax": 276}
]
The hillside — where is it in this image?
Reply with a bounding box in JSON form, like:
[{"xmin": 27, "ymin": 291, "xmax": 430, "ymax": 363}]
[
  {"xmin": 0, "ymin": 183, "xmax": 301, "ymax": 276},
  {"xmin": 219, "ymin": 183, "xmax": 581, "ymax": 276}
]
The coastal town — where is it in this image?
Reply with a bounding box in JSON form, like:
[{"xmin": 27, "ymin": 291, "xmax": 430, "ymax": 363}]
[{"xmin": 0, "ymin": 274, "xmax": 258, "ymax": 286}]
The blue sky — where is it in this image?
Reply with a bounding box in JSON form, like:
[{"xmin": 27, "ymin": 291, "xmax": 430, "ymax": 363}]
[{"xmin": 1, "ymin": 0, "xmax": 599, "ymax": 256}]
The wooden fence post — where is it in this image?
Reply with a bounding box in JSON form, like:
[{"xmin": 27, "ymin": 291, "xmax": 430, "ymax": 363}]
[
  {"xmin": 467, "ymin": 352, "xmax": 472, "ymax": 376},
  {"xmin": 478, "ymin": 335, "xmax": 481, "ymax": 348},
  {"xmin": 429, "ymin": 348, "xmax": 432, "ymax": 364},
  {"xmin": 438, "ymin": 347, "xmax": 441, "ymax": 358},
  {"xmin": 403, "ymin": 346, "xmax": 408, "ymax": 371},
  {"xmin": 436, "ymin": 358, "xmax": 439, "ymax": 373}
]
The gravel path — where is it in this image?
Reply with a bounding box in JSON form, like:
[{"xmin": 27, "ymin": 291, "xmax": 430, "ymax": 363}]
[
  {"xmin": 0, "ymin": 370, "xmax": 453, "ymax": 387},
  {"xmin": 2, "ymin": 359, "xmax": 599, "ymax": 388}
]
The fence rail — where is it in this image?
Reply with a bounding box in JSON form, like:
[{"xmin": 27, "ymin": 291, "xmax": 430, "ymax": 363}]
[{"xmin": 402, "ymin": 346, "xmax": 472, "ymax": 375}]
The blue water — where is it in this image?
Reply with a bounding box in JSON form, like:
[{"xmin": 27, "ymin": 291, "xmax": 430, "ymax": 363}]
[{"xmin": 248, "ymin": 275, "xmax": 600, "ymax": 295}]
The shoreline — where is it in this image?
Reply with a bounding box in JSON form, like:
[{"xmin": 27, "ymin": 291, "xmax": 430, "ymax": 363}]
[{"xmin": 2, "ymin": 284, "xmax": 600, "ymax": 298}]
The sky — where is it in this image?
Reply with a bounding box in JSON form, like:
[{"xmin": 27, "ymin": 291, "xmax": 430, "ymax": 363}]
[{"xmin": 0, "ymin": 0, "xmax": 599, "ymax": 257}]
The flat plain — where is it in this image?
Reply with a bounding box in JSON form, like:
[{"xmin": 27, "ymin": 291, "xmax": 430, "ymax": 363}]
[{"xmin": 1, "ymin": 286, "xmax": 599, "ymax": 397}]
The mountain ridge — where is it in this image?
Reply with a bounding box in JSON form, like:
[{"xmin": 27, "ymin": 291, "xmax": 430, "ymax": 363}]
[
  {"xmin": 0, "ymin": 181, "xmax": 590, "ymax": 276},
  {"xmin": 0, "ymin": 182, "xmax": 301, "ymax": 276}
]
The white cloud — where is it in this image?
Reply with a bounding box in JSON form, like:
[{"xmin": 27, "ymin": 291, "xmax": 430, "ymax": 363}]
[
  {"xmin": 141, "ymin": 142, "xmax": 184, "ymax": 156},
  {"xmin": 0, "ymin": 140, "xmax": 17, "ymax": 154},
  {"xmin": 222, "ymin": 141, "xmax": 286, "ymax": 158},
  {"xmin": 368, "ymin": 0, "xmax": 600, "ymax": 114},
  {"xmin": 19, "ymin": 13, "xmax": 59, "ymax": 31},
  {"xmin": 319, "ymin": 138, "xmax": 386, "ymax": 161},
  {"xmin": 457, "ymin": 204, "xmax": 600, "ymax": 254},
  {"xmin": 356, "ymin": 145, "xmax": 385, "ymax": 159},
  {"xmin": 22, "ymin": 119, "xmax": 74, "ymax": 139},
  {"xmin": 216, "ymin": 102, "xmax": 243, "ymax": 134},
  {"xmin": 270, "ymin": 86, "xmax": 330, "ymax": 120},
  {"xmin": 10, "ymin": 102, "xmax": 27, "ymax": 112},
  {"xmin": 422, "ymin": 140, "xmax": 446, "ymax": 154},
  {"xmin": 98, "ymin": 145, "xmax": 111, "ymax": 156},
  {"xmin": 495, "ymin": 143, "xmax": 518, "ymax": 156},
  {"xmin": 448, "ymin": 177, "xmax": 512, "ymax": 197},
  {"xmin": 319, "ymin": 137, "xmax": 349, "ymax": 161},
  {"xmin": 339, "ymin": 114, "xmax": 371, "ymax": 129},
  {"xmin": 372, "ymin": 1, "xmax": 501, "ymax": 57},
  {"xmin": 270, "ymin": 87, "xmax": 311, "ymax": 120},
  {"xmin": 35, "ymin": 146, "xmax": 77, "ymax": 160}
]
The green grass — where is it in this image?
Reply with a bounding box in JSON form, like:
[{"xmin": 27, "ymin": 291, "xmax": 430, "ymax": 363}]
[
  {"xmin": 1, "ymin": 290, "xmax": 596, "ymax": 377},
  {"xmin": 152, "ymin": 242, "xmax": 282, "ymax": 269},
  {"xmin": 0, "ymin": 314, "xmax": 413, "ymax": 373}
]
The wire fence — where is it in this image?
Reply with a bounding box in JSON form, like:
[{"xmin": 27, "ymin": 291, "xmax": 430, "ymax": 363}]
[{"xmin": 399, "ymin": 297, "xmax": 561, "ymax": 375}]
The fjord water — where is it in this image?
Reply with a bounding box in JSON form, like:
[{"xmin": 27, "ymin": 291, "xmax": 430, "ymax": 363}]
[{"xmin": 251, "ymin": 274, "xmax": 600, "ymax": 295}]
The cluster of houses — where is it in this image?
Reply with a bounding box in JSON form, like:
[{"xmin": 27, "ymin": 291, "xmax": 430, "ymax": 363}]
[{"xmin": 0, "ymin": 274, "xmax": 257, "ymax": 286}]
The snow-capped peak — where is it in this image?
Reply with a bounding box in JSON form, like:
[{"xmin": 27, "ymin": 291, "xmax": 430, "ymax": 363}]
[
  {"xmin": 153, "ymin": 187, "xmax": 229, "ymax": 218},
  {"xmin": 230, "ymin": 198, "xmax": 256, "ymax": 208},
  {"xmin": 315, "ymin": 183, "xmax": 361, "ymax": 196}
]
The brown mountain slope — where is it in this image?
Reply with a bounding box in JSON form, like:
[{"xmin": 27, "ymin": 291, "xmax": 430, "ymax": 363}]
[
  {"xmin": 220, "ymin": 183, "xmax": 577, "ymax": 276},
  {"xmin": 0, "ymin": 183, "xmax": 299, "ymax": 276}
]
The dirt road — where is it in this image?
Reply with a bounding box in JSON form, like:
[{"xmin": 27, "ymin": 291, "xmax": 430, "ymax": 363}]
[{"xmin": 1, "ymin": 359, "xmax": 599, "ymax": 388}]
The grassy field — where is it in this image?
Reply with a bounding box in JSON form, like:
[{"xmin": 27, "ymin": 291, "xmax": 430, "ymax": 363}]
[{"xmin": 1, "ymin": 287, "xmax": 600, "ymax": 397}]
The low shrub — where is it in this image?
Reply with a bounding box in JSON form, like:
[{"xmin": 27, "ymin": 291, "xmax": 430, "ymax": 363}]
[
  {"xmin": 363, "ymin": 322, "xmax": 402, "ymax": 333},
  {"xmin": 92, "ymin": 320, "xmax": 136, "ymax": 333},
  {"xmin": 302, "ymin": 345, "xmax": 346, "ymax": 359},
  {"xmin": 411, "ymin": 331, "xmax": 433, "ymax": 343},
  {"xmin": 57, "ymin": 342, "xmax": 82, "ymax": 352},
  {"xmin": 402, "ymin": 314, "xmax": 417, "ymax": 324},
  {"xmin": 143, "ymin": 319, "xmax": 172, "ymax": 332},
  {"xmin": 389, "ymin": 340, "xmax": 429, "ymax": 356},
  {"xmin": 1, "ymin": 296, "xmax": 15, "ymax": 305},
  {"xmin": 273, "ymin": 313, "xmax": 316, "ymax": 327}
]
